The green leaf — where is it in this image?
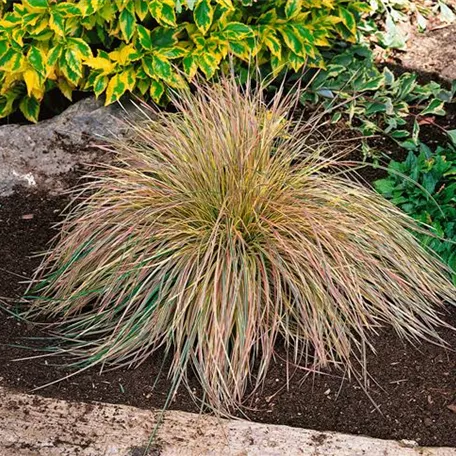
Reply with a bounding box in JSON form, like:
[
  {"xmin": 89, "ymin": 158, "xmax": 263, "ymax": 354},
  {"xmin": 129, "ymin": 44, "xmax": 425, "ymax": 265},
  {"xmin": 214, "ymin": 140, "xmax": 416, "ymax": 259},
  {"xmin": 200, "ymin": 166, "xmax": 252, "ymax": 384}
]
[
  {"xmin": 448, "ymin": 129, "xmax": 456, "ymax": 147},
  {"xmin": 375, "ymin": 178, "xmax": 395, "ymax": 196},
  {"xmin": 222, "ymin": 22, "xmax": 254, "ymax": 41},
  {"xmin": 119, "ymin": 8, "xmax": 136, "ymax": 42},
  {"xmin": 194, "ymin": 0, "xmax": 213, "ymax": 35},
  {"xmin": 135, "ymin": 0, "xmax": 149, "ymax": 21},
  {"xmin": 136, "ymin": 25, "xmax": 152, "ymax": 50},
  {"xmin": 47, "ymin": 44, "xmax": 63, "ymax": 66},
  {"xmin": 150, "ymin": 27, "xmax": 178, "ymax": 48},
  {"xmin": 364, "ymin": 102, "xmax": 386, "ymax": 116},
  {"xmin": 399, "ymin": 139, "xmax": 419, "ymax": 151},
  {"xmin": 359, "ymin": 76, "xmax": 385, "ymax": 92},
  {"xmin": 331, "ymin": 111, "xmax": 342, "ymax": 123},
  {"xmin": 25, "ymin": 0, "xmax": 48, "ymax": 9},
  {"xmin": 420, "ymin": 99, "xmax": 446, "ymax": 116},
  {"xmin": 390, "ymin": 130, "xmax": 410, "ymax": 139},
  {"xmin": 383, "ymin": 66, "xmax": 395, "ymax": 86},
  {"xmin": 19, "ymin": 95, "xmax": 40, "ymax": 123}
]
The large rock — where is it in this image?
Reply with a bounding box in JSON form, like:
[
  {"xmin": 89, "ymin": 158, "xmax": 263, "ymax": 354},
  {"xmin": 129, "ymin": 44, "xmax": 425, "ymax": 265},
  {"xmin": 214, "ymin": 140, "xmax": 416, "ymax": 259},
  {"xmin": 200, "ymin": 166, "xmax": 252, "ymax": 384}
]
[
  {"xmin": 392, "ymin": 24, "xmax": 456, "ymax": 82},
  {"xmin": 0, "ymin": 97, "xmax": 131, "ymax": 197},
  {"xmin": 0, "ymin": 386, "xmax": 455, "ymax": 456}
]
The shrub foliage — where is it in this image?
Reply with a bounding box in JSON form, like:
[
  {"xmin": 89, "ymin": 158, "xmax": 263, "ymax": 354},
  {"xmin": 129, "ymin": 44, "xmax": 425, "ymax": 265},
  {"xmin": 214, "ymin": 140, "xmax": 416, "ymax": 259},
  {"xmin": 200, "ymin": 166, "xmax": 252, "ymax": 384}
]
[
  {"xmin": 25, "ymin": 78, "xmax": 454, "ymax": 412},
  {"xmin": 0, "ymin": 0, "xmax": 369, "ymax": 121}
]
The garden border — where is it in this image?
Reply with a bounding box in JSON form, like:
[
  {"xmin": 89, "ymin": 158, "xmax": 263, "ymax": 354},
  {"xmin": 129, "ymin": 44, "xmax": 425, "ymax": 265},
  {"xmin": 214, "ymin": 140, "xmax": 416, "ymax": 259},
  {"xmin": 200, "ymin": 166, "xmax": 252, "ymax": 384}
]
[{"xmin": 1, "ymin": 386, "xmax": 455, "ymax": 456}]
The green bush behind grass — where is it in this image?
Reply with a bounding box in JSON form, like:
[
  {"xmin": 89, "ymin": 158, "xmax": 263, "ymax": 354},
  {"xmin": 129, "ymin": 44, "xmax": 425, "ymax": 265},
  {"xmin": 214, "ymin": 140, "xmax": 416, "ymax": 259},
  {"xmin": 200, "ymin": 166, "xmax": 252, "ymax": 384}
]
[{"xmin": 0, "ymin": 0, "xmax": 369, "ymax": 121}]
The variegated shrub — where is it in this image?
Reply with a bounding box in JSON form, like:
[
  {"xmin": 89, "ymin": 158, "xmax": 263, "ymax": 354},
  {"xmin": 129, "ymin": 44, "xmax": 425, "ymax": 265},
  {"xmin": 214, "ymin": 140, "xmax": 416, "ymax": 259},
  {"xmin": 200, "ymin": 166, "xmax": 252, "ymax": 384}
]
[{"xmin": 0, "ymin": 0, "xmax": 369, "ymax": 121}]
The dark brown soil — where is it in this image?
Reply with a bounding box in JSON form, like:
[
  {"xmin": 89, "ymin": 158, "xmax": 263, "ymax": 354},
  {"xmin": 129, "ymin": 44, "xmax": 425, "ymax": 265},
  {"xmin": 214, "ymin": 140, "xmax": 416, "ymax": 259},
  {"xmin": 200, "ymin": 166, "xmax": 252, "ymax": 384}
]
[{"xmin": 0, "ymin": 191, "xmax": 455, "ymax": 447}]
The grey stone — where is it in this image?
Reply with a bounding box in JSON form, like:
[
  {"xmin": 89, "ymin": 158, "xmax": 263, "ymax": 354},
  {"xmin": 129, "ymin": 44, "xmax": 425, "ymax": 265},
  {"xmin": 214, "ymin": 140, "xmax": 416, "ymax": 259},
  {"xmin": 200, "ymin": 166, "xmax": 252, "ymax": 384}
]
[
  {"xmin": 0, "ymin": 386, "xmax": 455, "ymax": 456},
  {"xmin": 0, "ymin": 97, "xmax": 132, "ymax": 197}
]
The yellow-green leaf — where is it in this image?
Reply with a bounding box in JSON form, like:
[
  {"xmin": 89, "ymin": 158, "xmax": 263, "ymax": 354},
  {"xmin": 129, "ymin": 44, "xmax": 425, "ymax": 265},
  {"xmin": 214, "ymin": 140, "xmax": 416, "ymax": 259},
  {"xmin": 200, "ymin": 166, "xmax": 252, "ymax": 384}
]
[
  {"xmin": 93, "ymin": 73, "xmax": 109, "ymax": 97},
  {"xmin": 149, "ymin": 79, "xmax": 165, "ymax": 103},
  {"xmin": 47, "ymin": 44, "xmax": 63, "ymax": 66},
  {"xmin": 12, "ymin": 28, "xmax": 25, "ymax": 46},
  {"xmin": 152, "ymin": 54, "xmax": 172, "ymax": 81},
  {"xmin": 105, "ymin": 73, "xmax": 127, "ymax": 105},
  {"xmin": 84, "ymin": 54, "xmax": 115, "ymax": 74},
  {"xmin": 27, "ymin": 46, "xmax": 46, "ymax": 74},
  {"xmin": 280, "ymin": 24, "xmax": 304, "ymax": 56},
  {"xmin": 194, "ymin": 0, "xmax": 213, "ymax": 35},
  {"xmin": 57, "ymin": 77, "xmax": 74, "ymax": 100},
  {"xmin": 49, "ymin": 10, "xmax": 65, "ymax": 36},
  {"xmin": 135, "ymin": 0, "xmax": 149, "ymax": 21},
  {"xmin": 119, "ymin": 8, "xmax": 136, "ymax": 42},
  {"xmin": 198, "ymin": 52, "xmax": 218, "ymax": 78},
  {"xmin": 285, "ymin": 0, "xmax": 302, "ymax": 19},
  {"xmin": 23, "ymin": 67, "xmax": 41, "ymax": 97},
  {"xmin": 68, "ymin": 37, "xmax": 92, "ymax": 60},
  {"xmin": 109, "ymin": 44, "xmax": 140, "ymax": 66},
  {"xmin": 221, "ymin": 22, "xmax": 254, "ymax": 41},
  {"xmin": 61, "ymin": 49, "xmax": 82, "ymax": 84},
  {"xmin": 149, "ymin": 0, "xmax": 177, "ymax": 27},
  {"xmin": 136, "ymin": 24, "xmax": 153, "ymax": 50},
  {"xmin": 264, "ymin": 31, "xmax": 282, "ymax": 58},
  {"xmin": 136, "ymin": 78, "xmax": 150, "ymax": 95},
  {"xmin": 338, "ymin": 7, "xmax": 357, "ymax": 36},
  {"xmin": 24, "ymin": 0, "xmax": 48, "ymax": 11},
  {"xmin": 182, "ymin": 54, "xmax": 198, "ymax": 79},
  {"xmin": 19, "ymin": 95, "xmax": 40, "ymax": 122}
]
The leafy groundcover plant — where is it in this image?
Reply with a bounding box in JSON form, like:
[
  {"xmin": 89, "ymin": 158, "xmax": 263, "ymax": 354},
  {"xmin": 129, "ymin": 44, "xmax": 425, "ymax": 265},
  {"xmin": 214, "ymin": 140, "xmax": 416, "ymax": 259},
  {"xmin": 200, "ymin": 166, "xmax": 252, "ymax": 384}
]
[
  {"xmin": 375, "ymin": 141, "xmax": 456, "ymax": 280},
  {"xmin": 24, "ymin": 78, "xmax": 455, "ymax": 414},
  {"xmin": 299, "ymin": 44, "xmax": 456, "ymax": 157}
]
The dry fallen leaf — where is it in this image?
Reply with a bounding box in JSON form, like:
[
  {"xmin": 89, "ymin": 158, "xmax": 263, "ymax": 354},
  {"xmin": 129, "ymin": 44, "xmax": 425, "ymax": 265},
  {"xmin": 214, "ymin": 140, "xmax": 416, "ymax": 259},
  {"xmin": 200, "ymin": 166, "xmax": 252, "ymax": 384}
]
[
  {"xmin": 447, "ymin": 404, "xmax": 456, "ymax": 413},
  {"xmin": 21, "ymin": 214, "xmax": 34, "ymax": 220}
]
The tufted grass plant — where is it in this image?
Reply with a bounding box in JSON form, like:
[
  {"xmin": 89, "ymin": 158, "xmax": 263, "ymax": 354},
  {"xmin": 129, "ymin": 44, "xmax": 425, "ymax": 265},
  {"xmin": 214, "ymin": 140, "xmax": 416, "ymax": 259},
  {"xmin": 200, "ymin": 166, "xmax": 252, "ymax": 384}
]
[{"xmin": 24, "ymin": 77, "xmax": 455, "ymax": 413}]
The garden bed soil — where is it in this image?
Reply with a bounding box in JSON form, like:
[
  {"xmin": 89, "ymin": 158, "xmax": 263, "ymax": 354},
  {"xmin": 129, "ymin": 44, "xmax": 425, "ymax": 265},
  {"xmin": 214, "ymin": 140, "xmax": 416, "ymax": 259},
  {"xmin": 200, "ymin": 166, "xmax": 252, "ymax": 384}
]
[{"xmin": 0, "ymin": 191, "xmax": 455, "ymax": 448}]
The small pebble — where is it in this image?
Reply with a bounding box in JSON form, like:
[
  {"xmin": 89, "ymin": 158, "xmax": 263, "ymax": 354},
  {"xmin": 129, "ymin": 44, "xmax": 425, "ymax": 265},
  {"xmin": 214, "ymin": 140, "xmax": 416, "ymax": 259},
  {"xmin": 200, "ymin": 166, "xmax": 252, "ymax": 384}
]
[{"xmin": 424, "ymin": 418, "xmax": 433, "ymax": 427}]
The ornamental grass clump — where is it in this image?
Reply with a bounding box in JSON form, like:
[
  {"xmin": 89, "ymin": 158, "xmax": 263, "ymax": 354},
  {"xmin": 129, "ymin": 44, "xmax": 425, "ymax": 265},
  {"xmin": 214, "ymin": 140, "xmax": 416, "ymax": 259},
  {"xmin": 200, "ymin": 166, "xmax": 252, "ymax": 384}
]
[{"xmin": 25, "ymin": 78, "xmax": 455, "ymax": 413}]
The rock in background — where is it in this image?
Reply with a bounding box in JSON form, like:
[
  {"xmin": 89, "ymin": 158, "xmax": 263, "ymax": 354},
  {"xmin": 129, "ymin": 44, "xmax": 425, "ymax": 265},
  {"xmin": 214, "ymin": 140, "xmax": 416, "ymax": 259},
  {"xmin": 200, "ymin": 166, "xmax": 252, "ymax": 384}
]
[{"xmin": 0, "ymin": 97, "xmax": 132, "ymax": 197}]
